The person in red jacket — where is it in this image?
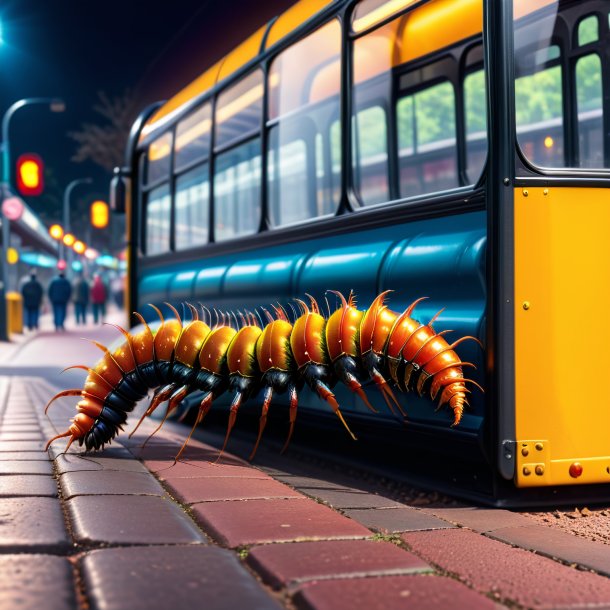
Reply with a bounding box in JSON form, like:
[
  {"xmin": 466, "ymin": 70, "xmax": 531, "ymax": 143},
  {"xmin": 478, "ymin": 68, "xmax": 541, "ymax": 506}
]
[{"xmin": 90, "ymin": 273, "xmax": 107, "ymax": 325}]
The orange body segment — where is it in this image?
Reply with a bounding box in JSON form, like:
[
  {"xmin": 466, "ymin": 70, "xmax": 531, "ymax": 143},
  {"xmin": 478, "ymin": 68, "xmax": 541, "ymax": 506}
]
[
  {"xmin": 325, "ymin": 306, "xmax": 363, "ymax": 361},
  {"xmin": 256, "ymin": 319, "xmax": 293, "ymax": 373},
  {"xmin": 226, "ymin": 326, "xmax": 262, "ymax": 377},
  {"xmin": 291, "ymin": 311, "xmax": 327, "ymax": 367},
  {"xmin": 131, "ymin": 327, "xmax": 155, "ymax": 364},
  {"xmin": 154, "ymin": 319, "xmax": 183, "ymax": 361},
  {"xmin": 175, "ymin": 320, "xmax": 211, "ymax": 366},
  {"xmin": 199, "ymin": 326, "xmax": 237, "ymax": 374}
]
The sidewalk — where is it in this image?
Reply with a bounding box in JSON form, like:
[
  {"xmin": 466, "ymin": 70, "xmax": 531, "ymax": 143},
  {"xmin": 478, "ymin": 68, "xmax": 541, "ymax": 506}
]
[{"xmin": 1, "ymin": 320, "xmax": 610, "ymax": 609}]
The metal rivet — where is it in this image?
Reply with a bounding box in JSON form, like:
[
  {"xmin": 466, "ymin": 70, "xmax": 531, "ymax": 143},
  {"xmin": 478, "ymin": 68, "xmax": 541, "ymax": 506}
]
[
  {"xmin": 503, "ymin": 177, "xmax": 510, "ymax": 186},
  {"xmin": 523, "ymin": 467, "xmax": 531, "ymax": 476},
  {"xmin": 543, "ymin": 188, "xmax": 549, "ymax": 195},
  {"xmin": 521, "ymin": 448, "xmax": 529, "ymax": 456},
  {"xmin": 522, "ymin": 189, "xmax": 529, "ymax": 197},
  {"xmin": 523, "ymin": 301, "xmax": 530, "ymax": 310},
  {"xmin": 535, "ymin": 465, "xmax": 544, "ymax": 476},
  {"xmin": 535, "ymin": 443, "xmax": 543, "ymax": 451}
]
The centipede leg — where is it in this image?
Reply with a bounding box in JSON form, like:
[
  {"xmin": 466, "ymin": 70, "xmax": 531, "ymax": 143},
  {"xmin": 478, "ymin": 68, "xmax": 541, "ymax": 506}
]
[
  {"xmin": 280, "ymin": 384, "xmax": 299, "ymax": 454},
  {"xmin": 344, "ymin": 372, "xmax": 378, "ymax": 414},
  {"xmin": 369, "ymin": 369, "xmax": 406, "ymax": 417},
  {"xmin": 312, "ymin": 380, "xmax": 357, "ymax": 441},
  {"xmin": 249, "ymin": 386, "xmax": 273, "ymax": 461},
  {"xmin": 217, "ymin": 392, "xmax": 244, "ymax": 461},
  {"xmin": 129, "ymin": 383, "xmax": 176, "ymax": 438},
  {"xmin": 174, "ymin": 392, "xmax": 215, "ymax": 462}
]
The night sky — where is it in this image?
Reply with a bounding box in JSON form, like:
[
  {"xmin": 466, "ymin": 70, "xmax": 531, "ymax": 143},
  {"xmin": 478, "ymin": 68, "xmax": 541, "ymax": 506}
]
[{"xmin": 0, "ymin": 0, "xmax": 293, "ymax": 248}]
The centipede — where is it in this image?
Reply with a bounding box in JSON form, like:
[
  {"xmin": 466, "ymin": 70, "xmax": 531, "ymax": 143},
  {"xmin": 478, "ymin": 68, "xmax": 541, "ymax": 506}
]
[{"xmin": 45, "ymin": 291, "xmax": 483, "ymax": 461}]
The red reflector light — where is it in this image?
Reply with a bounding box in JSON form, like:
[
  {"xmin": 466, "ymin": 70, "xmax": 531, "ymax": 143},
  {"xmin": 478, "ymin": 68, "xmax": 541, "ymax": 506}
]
[{"xmin": 569, "ymin": 463, "xmax": 583, "ymax": 478}]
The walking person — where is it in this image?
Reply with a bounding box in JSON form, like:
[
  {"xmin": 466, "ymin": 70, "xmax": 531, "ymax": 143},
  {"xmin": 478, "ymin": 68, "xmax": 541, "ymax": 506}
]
[
  {"xmin": 48, "ymin": 269, "xmax": 72, "ymax": 331},
  {"xmin": 73, "ymin": 273, "xmax": 89, "ymax": 325},
  {"xmin": 91, "ymin": 273, "xmax": 107, "ymax": 325},
  {"xmin": 21, "ymin": 271, "xmax": 43, "ymax": 331}
]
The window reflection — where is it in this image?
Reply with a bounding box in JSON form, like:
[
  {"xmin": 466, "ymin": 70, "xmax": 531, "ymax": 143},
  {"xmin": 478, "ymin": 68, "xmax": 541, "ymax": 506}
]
[
  {"xmin": 146, "ymin": 184, "xmax": 171, "ymax": 255},
  {"xmin": 175, "ymin": 164, "xmax": 209, "ymax": 250}
]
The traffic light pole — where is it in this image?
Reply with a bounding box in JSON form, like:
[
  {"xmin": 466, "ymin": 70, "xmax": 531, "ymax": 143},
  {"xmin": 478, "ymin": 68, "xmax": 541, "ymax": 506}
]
[{"xmin": 0, "ymin": 183, "xmax": 9, "ymax": 341}]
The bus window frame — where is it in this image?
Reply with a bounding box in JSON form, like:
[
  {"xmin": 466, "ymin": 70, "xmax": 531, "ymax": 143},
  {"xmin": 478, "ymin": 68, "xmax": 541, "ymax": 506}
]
[
  {"xmin": 513, "ymin": 0, "xmax": 610, "ymax": 180},
  {"xmin": 135, "ymin": 0, "xmax": 491, "ymax": 268}
]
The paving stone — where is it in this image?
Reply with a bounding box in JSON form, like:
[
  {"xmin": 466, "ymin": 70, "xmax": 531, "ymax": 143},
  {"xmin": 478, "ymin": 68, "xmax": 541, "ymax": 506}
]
[
  {"xmin": 0, "ymin": 460, "xmax": 53, "ymax": 475},
  {"xmin": 59, "ymin": 469, "xmax": 165, "ymax": 499},
  {"xmin": 0, "ymin": 555, "xmax": 76, "ymax": 610},
  {"xmin": 55, "ymin": 452, "xmax": 149, "ymax": 474},
  {"xmin": 0, "ymin": 424, "xmax": 43, "ymax": 432},
  {"xmin": 301, "ymin": 487, "xmax": 404, "ymax": 510},
  {"xmin": 146, "ymin": 459, "xmax": 272, "ymax": 480},
  {"xmin": 403, "ymin": 528, "xmax": 610, "ymax": 609},
  {"xmin": 0, "ymin": 497, "xmax": 70, "ymax": 552},
  {"xmin": 0, "ymin": 474, "xmax": 57, "ymax": 497},
  {"xmin": 293, "ymin": 574, "xmax": 497, "ymax": 610},
  {"xmin": 488, "ymin": 524, "xmax": 610, "ymax": 577},
  {"xmin": 82, "ymin": 546, "xmax": 282, "ymax": 610},
  {"xmin": 67, "ymin": 495, "xmax": 207, "ymax": 545},
  {"xmin": 0, "ymin": 432, "xmax": 43, "ymax": 441},
  {"xmin": 192, "ymin": 498, "xmax": 371, "ymax": 547},
  {"xmin": 427, "ymin": 507, "xmax": 533, "ymax": 532},
  {"xmin": 343, "ymin": 507, "xmax": 454, "ymax": 533},
  {"xmin": 168, "ymin": 476, "xmax": 305, "ymax": 504},
  {"xmin": 130, "ymin": 443, "xmax": 247, "ymax": 465},
  {"xmin": 274, "ymin": 474, "xmax": 359, "ymax": 490},
  {"xmin": 248, "ymin": 539, "xmax": 431, "ymax": 589},
  {"xmin": 0, "ymin": 451, "xmax": 49, "ymax": 460},
  {"xmin": 0, "ymin": 440, "xmax": 47, "ymax": 451}
]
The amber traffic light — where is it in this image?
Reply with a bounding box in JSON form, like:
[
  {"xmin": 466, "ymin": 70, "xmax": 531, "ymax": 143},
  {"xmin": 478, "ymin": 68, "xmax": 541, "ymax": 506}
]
[
  {"xmin": 90, "ymin": 200, "xmax": 109, "ymax": 229},
  {"xmin": 16, "ymin": 153, "xmax": 44, "ymax": 196},
  {"xmin": 49, "ymin": 224, "xmax": 64, "ymax": 240}
]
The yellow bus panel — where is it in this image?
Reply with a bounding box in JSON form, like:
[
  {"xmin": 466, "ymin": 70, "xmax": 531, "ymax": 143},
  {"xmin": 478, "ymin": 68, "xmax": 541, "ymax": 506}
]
[
  {"xmin": 265, "ymin": 0, "xmax": 334, "ymax": 49},
  {"xmin": 514, "ymin": 186, "xmax": 610, "ymax": 487},
  {"xmin": 217, "ymin": 26, "xmax": 267, "ymax": 83},
  {"xmin": 141, "ymin": 59, "xmax": 223, "ymax": 140}
]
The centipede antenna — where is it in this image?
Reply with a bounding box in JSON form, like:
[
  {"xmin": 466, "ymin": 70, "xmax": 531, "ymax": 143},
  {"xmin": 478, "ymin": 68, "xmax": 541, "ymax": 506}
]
[
  {"xmin": 287, "ymin": 301, "xmax": 298, "ymax": 322},
  {"xmin": 164, "ymin": 302, "xmax": 182, "ymax": 325},
  {"xmin": 148, "ymin": 303, "xmax": 165, "ymax": 324},
  {"xmin": 254, "ymin": 308, "xmax": 265, "ymax": 328},
  {"xmin": 261, "ymin": 307, "xmax": 274, "ymax": 324},
  {"xmin": 186, "ymin": 302, "xmax": 199, "ymax": 321},
  {"xmin": 305, "ymin": 293, "xmax": 320, "ymax": 315},
  {"xmin": 294, "ymin": 298, "xmax": 308, "ymax": 315},
  {"xmin": 327, "ymin": 290, "xmax": 348, "ymax": 309},
  {"xmin": 428, "ymin": 308, "xmax": 445, "ymax": 327},
  {"xmin": 45, "ymin": 430, "xmax": 72, "ymax": 451}
]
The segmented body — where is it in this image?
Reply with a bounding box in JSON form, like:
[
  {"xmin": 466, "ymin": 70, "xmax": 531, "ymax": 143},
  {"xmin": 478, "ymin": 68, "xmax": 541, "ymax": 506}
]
[{"xmin": 45, "ymin": 292, "xmax": 483, "ymax": 459}]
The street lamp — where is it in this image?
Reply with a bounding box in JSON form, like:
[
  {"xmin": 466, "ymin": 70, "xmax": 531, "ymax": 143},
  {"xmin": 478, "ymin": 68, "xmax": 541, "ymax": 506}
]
[
  {"xmin": 62, "ymin": 177, "xmax": 92, "ymax": 265},
  {"xmin": 0, "ymin": 97, "xmax": 65, "ymax": 341}
]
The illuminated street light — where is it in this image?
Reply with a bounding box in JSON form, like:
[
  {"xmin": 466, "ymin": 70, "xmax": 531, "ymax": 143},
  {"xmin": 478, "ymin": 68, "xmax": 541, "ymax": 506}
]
[
  {"xmin": 49, "ymin": 224, "xmax": 64, "ymax": 240},
  {"xmin": 73, "ymin": 240, "xmax": 86, "ymax": 255},
  {"xmin": 84, "ymin": 247, "xmax": 99, "ymax": 260},
  {"xmin": 90, "ymin": 200, "xmax": 109, "ymax": 229},
  {"xmin": 0, "ymin": 97, "xmax": 66, "ymax": 341},
  {"xmin": 62, "ymin": 177, "xmax": 92, "ymax": 263},
  {"xmin": 63, "ymin": 233, "xmax": 75, "ymax": 247}
]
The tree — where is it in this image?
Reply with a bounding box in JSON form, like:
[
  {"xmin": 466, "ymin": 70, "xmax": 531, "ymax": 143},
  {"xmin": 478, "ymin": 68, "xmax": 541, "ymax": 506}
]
[{"xmin": 69, "ymin": 90, "xmax": 140, "ymax": 173}]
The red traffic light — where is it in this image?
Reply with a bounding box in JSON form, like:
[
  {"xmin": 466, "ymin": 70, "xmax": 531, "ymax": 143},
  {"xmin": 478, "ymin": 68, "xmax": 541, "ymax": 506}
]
[{"xmin": 16, "ymin": 153, "xmax": 44, "ymax": 196}]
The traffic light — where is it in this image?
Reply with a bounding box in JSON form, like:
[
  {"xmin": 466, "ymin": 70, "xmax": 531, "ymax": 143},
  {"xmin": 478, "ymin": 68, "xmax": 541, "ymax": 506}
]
[
  {"xmin": 16, "ymin": 153, "xmax": 44, "ymax": 196},
  {"xmin": 90, "ymin": 200, "xmax": 109, "ymax": 229}
]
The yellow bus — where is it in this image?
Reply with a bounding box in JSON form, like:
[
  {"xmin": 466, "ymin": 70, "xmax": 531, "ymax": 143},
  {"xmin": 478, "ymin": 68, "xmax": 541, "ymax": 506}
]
[{"xmin": 111, "ymin": 0, "xmax": 610, "ymax": 504}]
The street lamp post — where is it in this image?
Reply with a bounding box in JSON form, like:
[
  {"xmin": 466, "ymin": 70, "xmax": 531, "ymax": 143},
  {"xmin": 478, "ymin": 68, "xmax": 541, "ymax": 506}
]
[
  {"xmin": 62, "ymin": 178, "xmax": 92, "ymax": 269},
  {"xmin": 0, "ymin": 97, "xmax": 65, "ymax": 341}
]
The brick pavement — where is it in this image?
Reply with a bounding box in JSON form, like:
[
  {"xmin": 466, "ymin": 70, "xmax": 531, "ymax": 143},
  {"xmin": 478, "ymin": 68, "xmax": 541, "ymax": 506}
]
[{"xmin": 2, "ymin": 372, "xmax": 610, "ymax": 609}]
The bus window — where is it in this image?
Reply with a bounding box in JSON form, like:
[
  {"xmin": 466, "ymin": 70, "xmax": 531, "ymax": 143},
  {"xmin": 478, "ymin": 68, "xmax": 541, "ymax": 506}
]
[
  {"xmin": 578, "ymin": 15, "xmax": 598, "ymax": 46},
  {"xmin": 330, "ymin": 120, "xmax": 341, "ymax": 204},
  {"xmin": 175, "ymin": 104, "xmax": 211, "ymax": 170},
  {"xmin": 515, "ymin": 43, "xmax": 564, "ymax": 168},
  {"xmin": 175, "ymin": 164, "xmax": 210, "ymax": 250},
  {"xmin": 146, "ymin": 132, "xmax": 172, "ymax": 184},
  {"xmin": 464, "ymin": 69, "xmax": 487, "ymax": 183},
  {"xmin": 576, "ymin": 53, "xmax": 603, "ymax": 168},
  {"xmin": 268, "ymin": 137, "xmax": 309, "ymax": 225},
  {"xmin": 214, "ymin": 139, "xmax": 261, "ymax": 241},
  {"xmin": 352, "ymin": 106, "xmax": 389, "ymax": 205},
  {"xmin": 397, "ymin": 81, "xmax": 458, "ymax": 198},
  {"xmin": 145, "ymin": 183, "xmax": 171, "ymax": 255},
  {"xmin": 215, "ymin": 71, "xmax": 263, "ymax": 150},
  {"xmin": 267, "ymin": 20, "xmax": 341, "ymax": 227}
]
